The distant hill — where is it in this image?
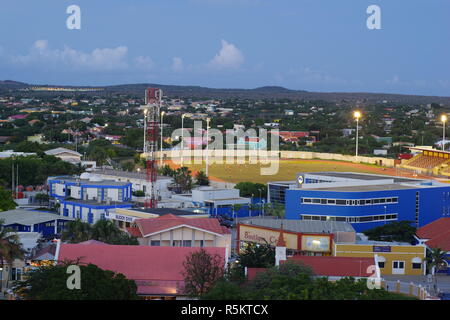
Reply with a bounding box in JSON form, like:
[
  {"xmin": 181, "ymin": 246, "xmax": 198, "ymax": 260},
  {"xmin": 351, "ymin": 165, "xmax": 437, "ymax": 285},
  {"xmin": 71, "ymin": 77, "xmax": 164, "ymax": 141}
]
[{"xmin": 1, "ymin": 80, "xmax": 450, "ymax": 105}]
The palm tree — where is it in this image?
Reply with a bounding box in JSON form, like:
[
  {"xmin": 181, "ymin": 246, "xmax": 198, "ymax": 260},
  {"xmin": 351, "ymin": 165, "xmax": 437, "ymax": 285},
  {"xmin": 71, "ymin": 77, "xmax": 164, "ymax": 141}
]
[
  {"xmin": 0, "ymin": 219, "xmax": 25, "ymax": 292},
  {"xmin": 266, "ymin": 203, "xmax": 285, "ymax": 219},
  {"xmin": 61, "ymin": 219, "xmax": 92, "ymax": 243},
  {"xmin": 426, "ymin": 247, "xmax": 448, "ymax": 295},
  {"xmin": 91, "ymin": 219, "xmax": 121, "ymax": 243},
  {"xmin": 427, "ymin": 248, "xmax": 447, "ymax": 275}
]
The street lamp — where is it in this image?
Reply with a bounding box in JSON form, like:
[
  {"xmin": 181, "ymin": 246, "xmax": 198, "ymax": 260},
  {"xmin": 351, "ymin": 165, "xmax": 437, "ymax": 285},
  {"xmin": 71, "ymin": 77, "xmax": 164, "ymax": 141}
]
[
  {"xmin": 441, "ymin": 114, "xmax": 447, "ymax": 151},
  {"xmin": 160, "ymin": 111, "xmax": 165, "ymax": 165},
  {"xmin": 206, "ymin": 118, "xmax": 210, "ymax": 177},
  {"xmin": 181, "ymin": 114, "xmax": 186, "ymax": 167},
  {"xmin": 143, "ymin": 109, "xmax": 148, "ymax": 154},
  {"xmin": 353, "ymin": 111, "xmax": 361, "ymax": 157}
]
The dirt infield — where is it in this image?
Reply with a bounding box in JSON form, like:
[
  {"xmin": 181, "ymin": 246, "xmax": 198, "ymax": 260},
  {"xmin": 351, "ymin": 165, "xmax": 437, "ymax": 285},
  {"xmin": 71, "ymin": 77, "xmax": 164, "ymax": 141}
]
[{"xmin": 163, "ymin": 159, "xmax": 438, "ymax": 184}]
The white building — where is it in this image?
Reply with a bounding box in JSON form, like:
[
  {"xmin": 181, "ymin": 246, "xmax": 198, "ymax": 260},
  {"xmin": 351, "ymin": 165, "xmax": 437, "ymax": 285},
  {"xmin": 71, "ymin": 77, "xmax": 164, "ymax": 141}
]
[
  {"xmin": 44, "ymin": 147, "xmax": 82, "ymax": 164},
  {"xmin": 173, "ymin": 186, "xmax": 250, "ymax": 215},
  {"xmin": 93, "ymin": 169, "xmax": 172, "ymax": 199},
  {"xmin": 47, "ymin": 173, "xmax": 133, "ymax": 224}
]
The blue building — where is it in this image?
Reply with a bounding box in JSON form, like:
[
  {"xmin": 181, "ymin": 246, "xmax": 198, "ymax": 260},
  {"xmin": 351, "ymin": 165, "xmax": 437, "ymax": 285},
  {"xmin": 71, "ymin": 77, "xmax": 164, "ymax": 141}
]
[
  {"xmin": 269, "ymin": 172, "xmax": 450, "ymax": 232},
  {"xmin": 0, "ymin": 209, "xmax": 75, "ymax": 237},
  {"xmin": 48, "ymin": 173, "xmax": 133, "ymax": 224}
]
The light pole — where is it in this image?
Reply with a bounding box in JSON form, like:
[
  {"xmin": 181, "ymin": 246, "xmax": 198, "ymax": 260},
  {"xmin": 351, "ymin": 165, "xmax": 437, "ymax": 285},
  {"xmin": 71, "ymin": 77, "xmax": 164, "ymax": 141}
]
[
  {"xmin": 143, "ymin": 109, "xmax": 148, "ymax": 154},
  {"xmin": 441, "ymin": 114, "xmax": 447, "ymax": 151},
  {"xmin": 206, "ymin": 117, "xmax": 210, "ymax": 177},
  {"xmin": 181, "ymin": 114, "xmax": 186, "ymax": 167},
  {"xmin": 353, "ymin": 111, "xmax": 361, "ymax": 157},
  {"xmin": 160, "ymin": 111, "xmax": 165, "ymax": 165}
]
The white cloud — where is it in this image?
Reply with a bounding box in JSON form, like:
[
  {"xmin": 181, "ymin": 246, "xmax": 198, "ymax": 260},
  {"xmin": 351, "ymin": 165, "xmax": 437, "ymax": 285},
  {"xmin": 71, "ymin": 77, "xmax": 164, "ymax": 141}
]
[
  {"xmin": 134, "ymin": 56, "xmax": 154, "ymax": 70},
  {"xmin": 172, "ymin": 57, "xmax": 183, "ymax": 72},
  {"xmin": 208, "ymin": 40, "xmax": 244, "ymax": 70},
  {"xmin": 11, "ymin": 40, "xmax": 129, "ymax": 71}
]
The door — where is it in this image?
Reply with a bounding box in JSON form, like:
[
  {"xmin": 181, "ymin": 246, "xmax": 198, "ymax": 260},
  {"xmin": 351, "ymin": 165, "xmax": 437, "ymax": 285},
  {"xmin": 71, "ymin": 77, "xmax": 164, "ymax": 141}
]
[{"xmin": 392, "ymin": 261, "xmax": 405, "ymax": 275}]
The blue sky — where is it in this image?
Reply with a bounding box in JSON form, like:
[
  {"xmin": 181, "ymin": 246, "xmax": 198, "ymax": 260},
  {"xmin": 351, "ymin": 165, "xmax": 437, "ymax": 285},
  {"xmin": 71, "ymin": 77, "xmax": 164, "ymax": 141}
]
[{"xmin": 0, "ymin": 0, "xmax": 449, "ymax": 96}]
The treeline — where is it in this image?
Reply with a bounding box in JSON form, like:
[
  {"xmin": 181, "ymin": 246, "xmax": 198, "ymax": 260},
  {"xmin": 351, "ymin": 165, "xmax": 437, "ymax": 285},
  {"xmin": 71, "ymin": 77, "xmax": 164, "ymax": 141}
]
[{"xmin": 0, "ymin": 155, "xmax": 82, "ymax": 188}]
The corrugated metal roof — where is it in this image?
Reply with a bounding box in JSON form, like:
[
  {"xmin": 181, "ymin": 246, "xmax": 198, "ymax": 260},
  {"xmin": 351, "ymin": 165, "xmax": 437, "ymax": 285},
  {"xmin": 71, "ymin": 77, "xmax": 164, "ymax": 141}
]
[
  {"xmin": 239, "ymin": 218, "xmax": 355, "ymax": 234},
  {"xmin": 0, "ymin": 209, "xmax": 74, "ymax": 226}
]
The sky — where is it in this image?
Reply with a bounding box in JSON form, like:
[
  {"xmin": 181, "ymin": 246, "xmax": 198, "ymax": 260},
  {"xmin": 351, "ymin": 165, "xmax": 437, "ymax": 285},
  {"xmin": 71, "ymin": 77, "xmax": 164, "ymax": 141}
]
[{"xmin": 0, "ymin": 0, "xmax": 449, "ymax": 96}]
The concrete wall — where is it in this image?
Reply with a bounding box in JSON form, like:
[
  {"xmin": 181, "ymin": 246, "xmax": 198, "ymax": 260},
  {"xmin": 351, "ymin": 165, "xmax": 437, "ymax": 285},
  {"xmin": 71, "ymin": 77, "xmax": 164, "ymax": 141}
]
[{"xmin": 156, "ymin": 150, "xmax": 395, "ymax": 167}]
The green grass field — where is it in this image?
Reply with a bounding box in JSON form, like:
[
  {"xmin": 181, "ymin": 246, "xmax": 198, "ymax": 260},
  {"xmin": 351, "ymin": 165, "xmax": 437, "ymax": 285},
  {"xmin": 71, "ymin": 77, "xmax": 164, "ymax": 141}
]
[{"xmin": 183, "ymin": 159, "xmax": 385, "ymax": 184}]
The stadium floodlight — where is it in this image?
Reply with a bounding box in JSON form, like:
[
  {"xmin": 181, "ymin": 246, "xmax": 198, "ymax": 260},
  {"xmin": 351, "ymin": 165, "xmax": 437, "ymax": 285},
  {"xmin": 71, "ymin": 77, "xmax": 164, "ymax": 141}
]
[
  {"xmin": 160, "ymin": 111, "xmax": 165, "ymax": 165},
  {"xmin": 442, "ymin": 114, "xmax": 448, "ymax": 151},
  {"xmin": 206, "ymin": 117, "xmax": 211, "ymax": 177},
  {"xmin": 353, "ymin": 111, "xmax": 362, "ymax": 157},
  {"xmin": 181, "ymin": 114, "xmax": 186, "ymax": 167}
]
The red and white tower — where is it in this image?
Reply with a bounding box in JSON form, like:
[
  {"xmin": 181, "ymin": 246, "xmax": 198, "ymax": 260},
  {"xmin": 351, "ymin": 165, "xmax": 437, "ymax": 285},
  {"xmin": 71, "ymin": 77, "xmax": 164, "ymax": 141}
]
[{"xmin": 140, "ymin": 88, "xmax": 162, "ymax": 208}]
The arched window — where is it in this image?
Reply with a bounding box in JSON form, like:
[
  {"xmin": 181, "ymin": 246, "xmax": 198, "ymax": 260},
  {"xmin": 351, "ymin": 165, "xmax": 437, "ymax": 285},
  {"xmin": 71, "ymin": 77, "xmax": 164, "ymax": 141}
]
[{"xmin": 411, "ymin": 257, "xmax": 422, "ymax": 269}]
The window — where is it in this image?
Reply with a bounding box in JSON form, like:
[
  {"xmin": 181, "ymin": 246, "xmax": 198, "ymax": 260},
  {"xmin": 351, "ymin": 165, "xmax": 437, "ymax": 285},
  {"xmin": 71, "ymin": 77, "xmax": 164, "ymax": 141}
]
[
  {"xmin": 327, "ymin": 199, "xmax": 336, "ymax": 204},
  {"xmin": 393, "ymin": 261, "xmax": 405, "ymax": 269},
  {"xmin": 302, "ymin": 198, "xmax": 311, "ymax": 203},
  {"xmin": 150, "ymin": 241, "xmax": 160, "ymax": 246},
  {"xmin": 312, "ymin": 199, "xmax": 321, "ymax": 204},
  {"xmin": 11, "ymin": 268, "xmax": 22, "ymax": 281},
  {"xmin": 412, "ymin": 263, "xmax": 422, "ymax": 269},
  {"xmin": 378, "ymin": 262, "xmax": 385, "ymax": 268},
  {"xmin": 336, "ymin": 200, "xmax": 346, "ymax": 205},
  {"xmin": 199, "ymin": 240, "xmax": 204, "ymax": 247},
  {"xmin": 182, "ymin": 240, "xmax": 192, "ymax": 247}
]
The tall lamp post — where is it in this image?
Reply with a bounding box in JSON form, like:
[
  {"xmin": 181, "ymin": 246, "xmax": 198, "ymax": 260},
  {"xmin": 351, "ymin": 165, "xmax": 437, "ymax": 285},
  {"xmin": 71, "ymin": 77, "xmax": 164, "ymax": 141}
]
[
  {"xmin": 181, "ymin": 114, "xmax": 186, "ymax": 167},
  {"xmin": 160, "ymin": 111, "xmax": 165, "ymax": 165},
  {"xmin": 206, "ymin": 118, "xmax": 210, "ymax": 177},
  {"xmin": 143, "ymin": 109, "xmax": 148, "ymax": 154},
  {"xmin": 353, "ymin": 111, "xmax": 361, "ymax": 157},
  {"xmin": 442, "ymin": 114, "xmax": 447, "ymax": 151}
]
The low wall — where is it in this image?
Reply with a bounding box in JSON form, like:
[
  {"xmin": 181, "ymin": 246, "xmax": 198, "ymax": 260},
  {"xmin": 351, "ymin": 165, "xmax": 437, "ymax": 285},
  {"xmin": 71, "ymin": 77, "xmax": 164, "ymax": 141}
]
[{"xmin": 154, "ymin": 150, "xmax": 395, "ymax": 167}]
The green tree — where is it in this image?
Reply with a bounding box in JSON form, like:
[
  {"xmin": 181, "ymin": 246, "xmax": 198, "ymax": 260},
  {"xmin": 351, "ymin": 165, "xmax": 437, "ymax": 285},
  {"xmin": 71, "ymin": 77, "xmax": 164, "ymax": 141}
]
[
  {"xmin": 0, "ymin": 187, "xmax": 17, "ymax": 211},
  {"xmin": 363, "ymin": 221, "xmax": 416, "ymax": 243},
  {"xmin": 195, "ymin": 170, "xmax": 210, "ymax": 186},
  {"xmin": 15, "ymin": 262, "xmax": 138, "ymax": 300},
  {"xmin": 234, "ymin": 182, "xmax": 267, "ymax": 199},
  {"xmin": 61, "ymin": 219, "xmax": 92, "ymax": 243},
  {"xmin": 426, "ymin": 248, "xmax": 447, "ymax": 275},
  {"xmin": 62, "ymin": 219, "xmax": 138, "ymax": 245},
  {"xmin": 173, "ymin": 167, "xmax": 194, "ymax": 193},
  {"xmin": 121, "ymin": 161, "xmax": 134, "ymax": 172},
  {"xmin": 159, "ymin": 164, "xmax": 175, "ymax": 177},
  {"xmin": 89, "ymin": 146, "xmax": 108, "ymax": 166},
  {"xmin": 182, "ymin": 248, "xmax": 225, "ymax": 297},
  {"xmin": 91, "ymin": 219, "xmax": 138, "ymax": 245},
  {"xmin": 238, "ymin": 242, "xmax": 275, "ymax": 268},
  {"xmin": 34, "ymin": 193, "xmax": 49, "ymax": 205}
]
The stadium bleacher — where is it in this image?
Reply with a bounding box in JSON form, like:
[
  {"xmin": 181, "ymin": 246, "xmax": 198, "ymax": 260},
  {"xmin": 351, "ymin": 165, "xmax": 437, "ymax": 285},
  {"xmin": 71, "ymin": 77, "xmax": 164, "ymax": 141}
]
[{"xmin": 405, "ymin": 154, "xmax": 448, "ymax": 170}]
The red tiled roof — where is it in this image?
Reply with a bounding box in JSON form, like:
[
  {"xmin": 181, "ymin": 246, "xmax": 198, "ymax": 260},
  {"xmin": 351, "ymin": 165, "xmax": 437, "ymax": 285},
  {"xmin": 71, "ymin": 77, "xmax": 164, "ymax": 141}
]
[
  {"xmin": 416, "ymin": 218, "xmax": 450, "ymax": 251},
  {"xmin": 283, "ymin": 256, "xmax": 375, "ymax": 277},
  {"xmin": 77, "ymin": 240, "xmax": 109, "ymax": 245},
  {"xmin": 135, "ymin": 214, "xmax": 230, "ymax": 237},
  {"xmin": 416, "ymin": 218, "xmax": 450, "ymax": 239},
  {"xmin": 277, "ymin": 131, "xmax": 310, "ymax": 139},
  {"xmin": 127, "ymin": 227, "xmax": 142, "ymax": 238},
  {"xmin": 58, "ymin": 244, "xmax": 226, "ymax": 296}
]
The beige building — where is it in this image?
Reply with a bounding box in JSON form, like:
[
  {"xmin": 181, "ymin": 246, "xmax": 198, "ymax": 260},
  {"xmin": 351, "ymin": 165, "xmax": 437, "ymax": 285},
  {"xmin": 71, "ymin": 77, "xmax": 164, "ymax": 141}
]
[{"xmin": 127, "ymin": 214, "xmax": 232, "ymax": 256}]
